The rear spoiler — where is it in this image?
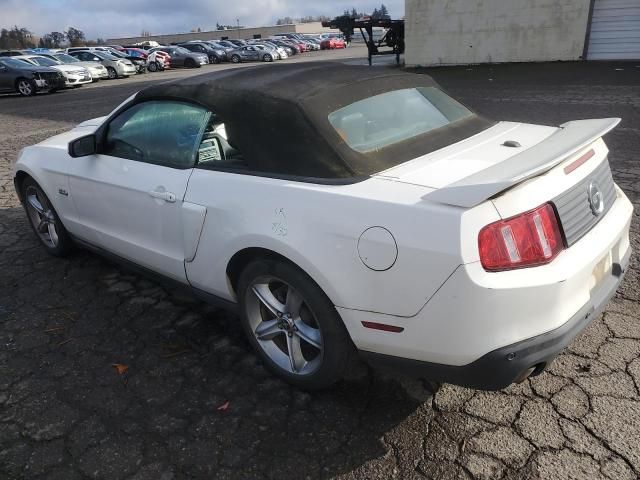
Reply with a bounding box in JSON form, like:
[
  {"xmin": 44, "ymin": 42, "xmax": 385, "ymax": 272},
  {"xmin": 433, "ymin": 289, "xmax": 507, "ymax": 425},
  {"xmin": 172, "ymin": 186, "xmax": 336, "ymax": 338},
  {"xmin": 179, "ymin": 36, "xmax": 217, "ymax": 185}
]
[{"xmin": 425, "ymin": 118, "xmax": 620, "ymax": 208}]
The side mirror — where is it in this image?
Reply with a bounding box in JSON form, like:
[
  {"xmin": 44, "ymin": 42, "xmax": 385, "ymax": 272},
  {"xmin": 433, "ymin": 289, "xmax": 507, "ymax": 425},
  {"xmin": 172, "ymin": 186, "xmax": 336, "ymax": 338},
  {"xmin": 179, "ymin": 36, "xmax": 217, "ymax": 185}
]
[{"xmin": 69, "ymin": 134, "xmax": 97, "ymax": 157}]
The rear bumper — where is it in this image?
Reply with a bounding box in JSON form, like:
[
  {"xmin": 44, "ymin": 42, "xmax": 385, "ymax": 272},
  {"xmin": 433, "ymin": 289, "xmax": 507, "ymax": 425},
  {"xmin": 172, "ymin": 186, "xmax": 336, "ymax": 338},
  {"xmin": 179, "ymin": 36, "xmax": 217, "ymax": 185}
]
[{"xmin": 361, "ymin": 248, "xmax": 631, "ymax": 390}]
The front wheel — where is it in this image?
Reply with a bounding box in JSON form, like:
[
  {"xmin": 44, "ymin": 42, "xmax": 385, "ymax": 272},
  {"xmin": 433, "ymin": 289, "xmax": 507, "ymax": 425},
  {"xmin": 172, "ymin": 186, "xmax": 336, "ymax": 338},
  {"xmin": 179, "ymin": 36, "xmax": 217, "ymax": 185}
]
[
  {"xmin": 238, "ymin": 259, "xmax": 354, "ymax": 390},
  {"xmin": 21, "ymin": 177, "xmax": 73, "ymax": 256},
  {"xmin": 263, "ymin": 54, "xmax": 273, "ymax": 62},
  {"xmin": 106, "ymin": 67, "xmax": 118, "ymax": 79},
  {"xmin": 16, "ymin": 78, "xmax": 36, "ymax": 96},
  {"xmin": 212, "ymin": 56, "xmax": 221, "ymax": 64}
]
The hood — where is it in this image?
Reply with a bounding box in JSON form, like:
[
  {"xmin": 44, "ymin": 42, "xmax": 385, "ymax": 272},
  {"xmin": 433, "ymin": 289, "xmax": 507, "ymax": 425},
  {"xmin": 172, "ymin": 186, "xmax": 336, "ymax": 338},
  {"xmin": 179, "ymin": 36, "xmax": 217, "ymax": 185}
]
[
  {"xmin": 76, "ymin": 61, "xmax": 106, "ymax": 70},
  {"xmin": 51, "ymin": 64, "xmax": 88, "ymax": 74},
  {"xmin": 76, "ymin": 116, "xmax": 108, "ymax": 128}
]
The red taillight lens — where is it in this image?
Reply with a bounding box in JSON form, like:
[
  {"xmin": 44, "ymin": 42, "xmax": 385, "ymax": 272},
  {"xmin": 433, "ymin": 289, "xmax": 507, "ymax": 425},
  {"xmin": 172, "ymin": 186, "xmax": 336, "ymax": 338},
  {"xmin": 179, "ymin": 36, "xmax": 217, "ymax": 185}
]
[{"xmin": 478, "ymin": 203, "xmax": 564, "ymax": 271}]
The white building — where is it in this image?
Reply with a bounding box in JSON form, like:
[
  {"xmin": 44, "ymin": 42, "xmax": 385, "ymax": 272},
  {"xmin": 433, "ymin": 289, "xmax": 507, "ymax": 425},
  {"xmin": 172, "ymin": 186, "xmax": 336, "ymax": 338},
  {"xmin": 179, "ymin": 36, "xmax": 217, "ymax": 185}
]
[{"xmin": 405, "ymin": 0, "xmax": 640, "ymax": 66}]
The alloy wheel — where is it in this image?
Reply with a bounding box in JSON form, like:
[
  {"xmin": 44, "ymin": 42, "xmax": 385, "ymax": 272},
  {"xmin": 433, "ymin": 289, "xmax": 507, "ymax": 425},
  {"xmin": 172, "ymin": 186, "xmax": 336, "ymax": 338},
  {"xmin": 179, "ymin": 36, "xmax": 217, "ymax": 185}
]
[
  {"xmin": 107, "ymin": 67, "xmax": 117, "ymax": 79},
  {"xmin": 25, "ymin": 185, "xmax": 59, "ymax": 248},
  {"xmin": 245, "ymin": 276, "xmax": 323, "ymax": 375},
  {"xmin": 17, "ymin": 80, "xmax": 33, "ymax": 96}
]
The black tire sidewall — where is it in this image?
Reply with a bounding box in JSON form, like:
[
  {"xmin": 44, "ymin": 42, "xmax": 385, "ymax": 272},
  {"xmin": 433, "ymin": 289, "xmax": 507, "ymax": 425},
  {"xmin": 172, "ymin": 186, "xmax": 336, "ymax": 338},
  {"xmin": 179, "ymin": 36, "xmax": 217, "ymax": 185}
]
[
  {"xmin": 237, "ymin": 259, "xmax": 353, "ymax": 390},
  {"xmin": 21, "ymin": 177, "xmax": 73, "ymax": 257}
]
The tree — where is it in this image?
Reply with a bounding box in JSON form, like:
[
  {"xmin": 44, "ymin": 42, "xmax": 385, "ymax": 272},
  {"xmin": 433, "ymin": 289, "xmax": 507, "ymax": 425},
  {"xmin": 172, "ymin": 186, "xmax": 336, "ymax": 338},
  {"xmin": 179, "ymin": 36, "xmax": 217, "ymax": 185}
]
[
  {"xmin": 0, "ymin": 26, "xmax": 35, "ymax": 49},
  {"xmin": 40, "ymin": 34, "xmax": 52, "ymax": 48},
  {"xmin": 50, "ymin": 31, "xmax": 65, "ymax": 47},
  {"xmin": 371, "ymin": 8, "xmax": 380, "ymax": 19},
  {"xmin": 379, "ymin": 4, "xmax": 391, "ymax": 19},
  {"xmin": 65, "ymin": 27, "xmax": 85, "ymax": 47}
]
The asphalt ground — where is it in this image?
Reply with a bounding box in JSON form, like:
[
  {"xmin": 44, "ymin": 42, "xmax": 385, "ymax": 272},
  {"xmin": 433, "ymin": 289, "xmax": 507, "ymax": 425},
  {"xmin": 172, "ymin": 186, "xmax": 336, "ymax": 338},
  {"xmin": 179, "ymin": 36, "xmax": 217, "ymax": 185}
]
[{"xmin": 0, "ymin": 49, "xmax": 639, "ymax": 479}]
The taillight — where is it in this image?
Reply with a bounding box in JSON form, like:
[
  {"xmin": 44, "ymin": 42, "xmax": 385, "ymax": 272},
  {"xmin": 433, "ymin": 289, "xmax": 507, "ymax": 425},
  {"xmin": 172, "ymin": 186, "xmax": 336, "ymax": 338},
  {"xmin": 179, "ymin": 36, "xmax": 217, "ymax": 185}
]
[{"xmin": 478, "ymin": 203, "xmax": 564, "ymax": 271}]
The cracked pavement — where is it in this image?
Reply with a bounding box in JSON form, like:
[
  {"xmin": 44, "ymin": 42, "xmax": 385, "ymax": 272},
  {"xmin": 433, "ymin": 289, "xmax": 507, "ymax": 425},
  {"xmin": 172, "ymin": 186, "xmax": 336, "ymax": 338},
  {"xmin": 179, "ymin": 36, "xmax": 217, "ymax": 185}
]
[{"xmin": 1, "ymin": 58, "xmax": 639, "ymax": 479}]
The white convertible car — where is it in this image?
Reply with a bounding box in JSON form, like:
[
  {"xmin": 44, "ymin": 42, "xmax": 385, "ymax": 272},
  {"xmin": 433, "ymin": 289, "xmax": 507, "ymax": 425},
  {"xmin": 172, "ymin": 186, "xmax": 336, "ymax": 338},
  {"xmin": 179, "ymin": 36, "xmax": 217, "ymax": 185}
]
[{"xmin": 13, "ymin": 64, "xmax": 632, "ymax": 390}]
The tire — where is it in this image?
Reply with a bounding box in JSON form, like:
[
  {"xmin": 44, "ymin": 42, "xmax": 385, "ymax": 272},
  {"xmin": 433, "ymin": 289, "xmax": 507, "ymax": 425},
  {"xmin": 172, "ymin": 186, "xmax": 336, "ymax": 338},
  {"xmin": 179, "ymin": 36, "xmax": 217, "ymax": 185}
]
[
  {"xmin": 263, "ymin": 54, "xmax": 273, "ymax": 62},
  {"xmin": 185, "ymin": 58, "xmax": 196, "ymax": 68},
  {"xmin": 147, "ymin": 62, "xmax": 158, "ymax": 72},
  {"xmin": 49, "ymin": 88, "xmax": 59, "ymax": 93},
  {"xmin": 231, "ymin": 54, "xmax": 241, "ymax": 63},
  {"xmin": 212, "ymin": 56, "xmax": 221, "ymax": 64},
  {"xmin": 106, "ymin": 67, "xmax": 118, "ymax": 79},
  {"xmin": 237, "ymin": 258, "xmax": 354, "ymax": 390},
  {"xmin": 16, "ymin": 78, "xmax": 36, "ymax": 96},
  {"xmin": 21, "ymin": 177, "xmax": 73, "ymax": 257}
]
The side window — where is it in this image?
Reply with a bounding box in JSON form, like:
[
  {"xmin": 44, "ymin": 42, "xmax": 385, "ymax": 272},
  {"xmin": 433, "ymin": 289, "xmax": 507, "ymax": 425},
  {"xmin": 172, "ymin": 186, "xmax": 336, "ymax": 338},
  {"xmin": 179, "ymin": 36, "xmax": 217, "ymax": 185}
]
[
  {"xmin": 102, "ymin": 100, "xmax": 209, "ymax": 169},
  {"xmin": 197, "ymin": 114, "xmax": 246, "ymax": 169}
]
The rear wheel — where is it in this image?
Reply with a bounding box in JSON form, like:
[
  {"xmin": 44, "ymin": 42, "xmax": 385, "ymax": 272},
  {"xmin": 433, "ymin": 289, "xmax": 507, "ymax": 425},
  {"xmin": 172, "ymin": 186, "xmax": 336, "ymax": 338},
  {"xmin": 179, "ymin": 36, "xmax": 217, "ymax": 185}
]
[
  {"xmin": 106, "ymin": 67, "xmax": 118, "ymax": 79},
  {"xmin": 212, "ymin": 56, "xmax": 221, "ymax": 64},
  {"xmin": 16, "ymin": 78, "xmax": 36, "ymax": 96},
  {"xmin": 231, "ymin": 54, "xmax": 241, "ymax": 63},
  {"xmin": 263, "ymin": 54, "xmax": 273, "ymax": 62},
  {"xmin": 147, "ymin": 62, "xmax": 158, "ymax": 72},
  {"xmin": 238, "ymin": 259, "xmax": 353, "ymax": 390},
  {"xmin": 185, "ymin": 58, "xmax": 196, "ymax": 68},
  {"xmin": 21, "ymin": 177, "xmax": 73, "ymax": 256}
]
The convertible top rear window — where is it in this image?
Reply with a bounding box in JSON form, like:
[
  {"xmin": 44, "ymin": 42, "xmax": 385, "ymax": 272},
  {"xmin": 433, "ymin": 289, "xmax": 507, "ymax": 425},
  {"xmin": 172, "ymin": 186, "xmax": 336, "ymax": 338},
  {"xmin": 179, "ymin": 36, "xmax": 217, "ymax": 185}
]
[{"xmin": 328, "ymin": 88, "xmax": 473, "ymax": 153}]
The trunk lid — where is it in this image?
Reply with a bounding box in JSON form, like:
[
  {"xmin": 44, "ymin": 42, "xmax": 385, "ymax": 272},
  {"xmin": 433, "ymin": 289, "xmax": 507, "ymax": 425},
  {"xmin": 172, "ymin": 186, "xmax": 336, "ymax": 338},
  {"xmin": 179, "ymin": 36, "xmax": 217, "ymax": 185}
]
[{"xmin": 375, "ymin": 118, "xmax": 620, "ymax": 208}]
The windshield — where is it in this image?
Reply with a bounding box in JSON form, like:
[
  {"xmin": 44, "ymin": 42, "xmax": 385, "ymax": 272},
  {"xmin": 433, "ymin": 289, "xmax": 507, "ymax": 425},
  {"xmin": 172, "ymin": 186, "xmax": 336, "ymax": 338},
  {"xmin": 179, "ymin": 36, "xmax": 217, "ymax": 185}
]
[
  {"xmin": 328, "ymin": 87, "xmax": 473, "ymax": 153},
  {"xmin": 109, "ymin": 50, "xmax": 127, "ymax": 58},
  {"xmin": 0, "ymin": 58, "xmax": 34, "ymax": 68},
  {"xmin": 27, "ymin": 56, "xmax": 59, "ymax": 67},
  {"xmin": 174, "ymin": 47, "xmax": 190, "ymax": 55},
  {"xmin": 54, "ymin": 53, "xmax": 79, "ymax": 63}
]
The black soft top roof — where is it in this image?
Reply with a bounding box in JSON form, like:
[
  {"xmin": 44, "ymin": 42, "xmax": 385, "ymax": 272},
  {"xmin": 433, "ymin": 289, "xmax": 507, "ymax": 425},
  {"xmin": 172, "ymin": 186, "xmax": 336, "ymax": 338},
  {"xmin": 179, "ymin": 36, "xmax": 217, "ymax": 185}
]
[{"xmin": 136, "ymin": 63, "xmax": 493, "ymax": 180}]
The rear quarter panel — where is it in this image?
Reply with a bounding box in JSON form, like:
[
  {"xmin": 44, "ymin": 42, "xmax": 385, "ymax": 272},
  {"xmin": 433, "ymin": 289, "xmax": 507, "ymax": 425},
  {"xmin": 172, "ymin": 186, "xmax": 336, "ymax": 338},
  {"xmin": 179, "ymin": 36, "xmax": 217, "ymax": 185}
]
[{"xmin": 183, "ymin": 170, "xmax": 500, "ymax": 317}]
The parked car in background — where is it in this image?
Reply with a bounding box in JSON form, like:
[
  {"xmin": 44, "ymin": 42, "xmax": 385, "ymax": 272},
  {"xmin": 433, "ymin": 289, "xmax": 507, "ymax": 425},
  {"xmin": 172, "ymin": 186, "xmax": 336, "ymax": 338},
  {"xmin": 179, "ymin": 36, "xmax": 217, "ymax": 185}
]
[
  {"xmin": 249, "ymin": 43, "xmax": 283, "ymax": 60},
  {"xmin": 121, "ymin": 48, "xmax": 148, "ymax": 59},
  {"xmin": 228, "ymin": 45, "xmax": 275, "ymax": 63},
  {"xmin": 148, "ymin": 46, "xmax": 208, "ymax": 68},
  {"xmin": 216, "ymin": 40, "xmax": 240, "ymax": 51},
  {"xmin": 226, "ymin": 39, "xmax": 247, "ymax": 47},
  {"xmin": 206, "ymin": 41, "xmax": 235, "ymax": 55},
  {"xmin": 0, "ymin": 57, "xmax": 65, "ymax": 96},
  {"xmin": 67, "ymin": 50, "xmax": 136, "ymax": 79},
  {"xmin": 269, "ymin": 40, "xmax": 297, "ymax": 56},
  {"xmin": 107, "ymin": 49, "xmax": 147, "ymax": 73},
  {"xmin": 321, "ymin": 37, "xmax": 346, "ymax": 50},
  {"xmin": 14, "ymin": 55, "xmax": 92, "ymax": 87},
  {"xmin": 39, "ymin": 52, "xmax": 109, "ymax": 81},
  {"xmin": 179, "ymin": 42, "xmax": 226, "ymax": 64}
]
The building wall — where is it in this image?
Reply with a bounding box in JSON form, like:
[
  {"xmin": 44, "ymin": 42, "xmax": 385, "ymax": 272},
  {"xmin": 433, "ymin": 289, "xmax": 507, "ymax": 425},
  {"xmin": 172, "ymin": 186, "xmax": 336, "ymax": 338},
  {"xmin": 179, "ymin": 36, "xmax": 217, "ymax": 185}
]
[
  {"xmin": 106, "ymin": 22, "xmax": 336, "ymax": 45},
  {"xmin": 405, "ymin": 0, "xmax": 593, "ymax": 66}
]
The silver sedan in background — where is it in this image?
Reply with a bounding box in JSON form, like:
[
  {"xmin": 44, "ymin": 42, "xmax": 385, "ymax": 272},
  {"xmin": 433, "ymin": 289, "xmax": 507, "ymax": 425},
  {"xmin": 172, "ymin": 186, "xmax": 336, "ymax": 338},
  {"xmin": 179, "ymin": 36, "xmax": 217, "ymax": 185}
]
[
  {"xmin": 39, "ymin": 52, "xmax": 108, "ymax": 82},
  {"xmin": 67, "ymin": 50, "xmax": 136, "ymax": 79}
]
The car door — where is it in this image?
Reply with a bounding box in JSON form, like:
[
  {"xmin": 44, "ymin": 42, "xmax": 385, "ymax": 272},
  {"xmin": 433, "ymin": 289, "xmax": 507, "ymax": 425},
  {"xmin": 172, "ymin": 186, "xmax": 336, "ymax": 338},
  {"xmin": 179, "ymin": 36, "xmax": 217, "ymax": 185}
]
[
  {"xmin": 245, "ymin": 46, "xmax": 259, "ymax": 61},
  {"xmin": 0, "ymin": 63, "xmax": 13, "ymax": 91},
  {"xmin": 68, "ymin": 100, "xmax": 210, "ymax": 282},
  {"xmin": 169, "ymin": 49, "xmax": 186, "ymax": 67}
]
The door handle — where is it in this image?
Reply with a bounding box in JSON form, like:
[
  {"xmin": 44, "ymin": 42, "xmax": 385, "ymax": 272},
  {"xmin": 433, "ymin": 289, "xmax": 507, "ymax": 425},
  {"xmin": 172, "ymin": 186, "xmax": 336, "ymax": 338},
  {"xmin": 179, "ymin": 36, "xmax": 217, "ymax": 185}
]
[{"xmin": 148, "ymin": 190, "xmax": 177, "ymax": 203}]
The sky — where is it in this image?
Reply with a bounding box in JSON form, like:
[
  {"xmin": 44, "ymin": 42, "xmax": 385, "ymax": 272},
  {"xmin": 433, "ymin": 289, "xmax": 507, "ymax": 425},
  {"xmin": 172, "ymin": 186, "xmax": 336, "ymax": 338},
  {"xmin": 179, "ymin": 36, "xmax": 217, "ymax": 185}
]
[{"xmin": 0, "ymin": 0, "xmax": 405, "ymax": 40}]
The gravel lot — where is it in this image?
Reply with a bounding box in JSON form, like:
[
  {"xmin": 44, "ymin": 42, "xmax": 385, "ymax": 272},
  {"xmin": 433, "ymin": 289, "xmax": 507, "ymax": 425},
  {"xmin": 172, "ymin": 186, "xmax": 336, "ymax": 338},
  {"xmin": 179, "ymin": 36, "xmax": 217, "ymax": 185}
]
[{"xmin": 0, "ymin": 52, "xmax": 639, "ymax": 480}]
